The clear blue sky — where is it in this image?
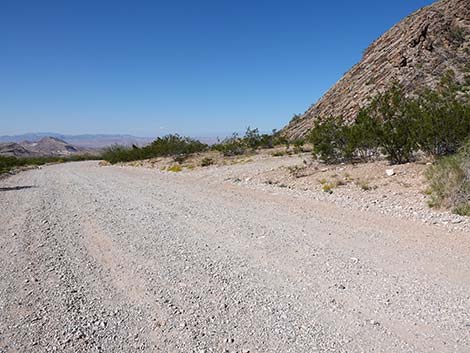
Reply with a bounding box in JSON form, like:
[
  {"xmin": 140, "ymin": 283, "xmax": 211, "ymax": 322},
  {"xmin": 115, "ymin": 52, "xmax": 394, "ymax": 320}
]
[{"xmin": 1, "ymin": 0, "xmax": 434, "ymax": 137}]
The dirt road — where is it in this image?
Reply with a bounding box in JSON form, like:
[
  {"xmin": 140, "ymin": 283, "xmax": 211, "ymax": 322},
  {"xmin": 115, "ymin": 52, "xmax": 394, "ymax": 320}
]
[{"xmin": 1, "ymin": 161, "xmax": 469, "ymax": 352}]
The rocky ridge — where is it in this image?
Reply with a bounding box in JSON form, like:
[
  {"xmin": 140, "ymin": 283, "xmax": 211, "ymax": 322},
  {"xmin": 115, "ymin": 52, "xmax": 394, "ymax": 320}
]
[{"xmin": 284, "ymin": 0, "xmax": 470, "ymax": 139}]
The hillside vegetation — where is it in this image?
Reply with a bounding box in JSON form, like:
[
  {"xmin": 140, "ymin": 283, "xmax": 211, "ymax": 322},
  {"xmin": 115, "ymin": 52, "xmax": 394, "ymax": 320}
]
[
  {"xmin": 101, "ymin": 128, "xmax": 295, "ymax": 164},
  {"xmin": 309, "ymin": 72, "xmax": 470, "ymax": 164},
  {"xmin": 0, "ymin": 155, "xmax": 99, "ymax": 175}
]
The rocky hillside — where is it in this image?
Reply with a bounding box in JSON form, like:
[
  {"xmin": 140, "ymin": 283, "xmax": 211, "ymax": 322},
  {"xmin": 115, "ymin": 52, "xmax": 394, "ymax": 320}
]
[
  {"xmin": 19, "ymin": 137, "xmax": 79, "ymax": 156},
  {"xmin": 0, "ymin": 143, "xmax": 32, "ymax": 157},
  {"xmin": 284, "ymin": 0, "xmax": 470, "ymax": 139},
  {"xmin": 0, "ymin": 137, "xmax": 84, "ymax": 157}
]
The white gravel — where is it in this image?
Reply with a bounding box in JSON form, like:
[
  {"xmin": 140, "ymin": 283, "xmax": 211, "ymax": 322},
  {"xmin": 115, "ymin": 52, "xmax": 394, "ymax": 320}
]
[{"xmin": 0, "ymin": 161, "xmax": 469, "ymax": 352}]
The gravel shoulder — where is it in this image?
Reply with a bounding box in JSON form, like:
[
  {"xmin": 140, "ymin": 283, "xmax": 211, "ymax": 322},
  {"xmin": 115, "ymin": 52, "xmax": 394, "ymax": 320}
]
[{"xmin": 1, "ymin": 161, "xmax": 469, "ymax": 352}]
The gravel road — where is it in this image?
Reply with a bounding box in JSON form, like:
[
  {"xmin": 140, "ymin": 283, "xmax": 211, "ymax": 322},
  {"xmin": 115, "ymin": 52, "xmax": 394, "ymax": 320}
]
[{"xmin": 1, "ymin": 161, "xmax": 469, "ymax": 352}]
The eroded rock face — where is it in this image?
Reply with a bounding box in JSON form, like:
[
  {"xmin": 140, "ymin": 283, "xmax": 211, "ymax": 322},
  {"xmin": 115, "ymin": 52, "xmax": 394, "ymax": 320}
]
[{"xmin": 283, "ymin": 0, "xmax": 470, "ymax": 139}]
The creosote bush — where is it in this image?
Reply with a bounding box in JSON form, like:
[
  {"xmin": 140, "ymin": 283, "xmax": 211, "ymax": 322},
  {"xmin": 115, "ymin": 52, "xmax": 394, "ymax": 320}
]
[
  {"xmin": 102, "ymin": 134, "xmax": 208, "ymax": 164},
  {"xmin": 212, "ymin": 127, "xmax": 287, "ymax": 156},
  {"xmin": 308, "ymin": 73, "xmax": 470, "ymax": 165}
]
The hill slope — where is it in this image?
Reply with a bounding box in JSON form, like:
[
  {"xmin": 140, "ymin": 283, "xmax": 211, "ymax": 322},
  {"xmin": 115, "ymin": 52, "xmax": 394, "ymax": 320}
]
[
  {"xmin": 0, "ymin": 137, "xmax": 85, "ymax": 157},
  {"xmin": 0, "ymin": 133, "xmax": 154, "ymax": 148},
  {"xmin": 19, "ymin": 137, "xmax": 80, "ymax": 156},
  {"xmin": 284, "ymin": 0, "xmax": 470, "ymax": 139},
  {"xmin": 0, "ymin": 143, "xmax": 32, "ymax": 157}
]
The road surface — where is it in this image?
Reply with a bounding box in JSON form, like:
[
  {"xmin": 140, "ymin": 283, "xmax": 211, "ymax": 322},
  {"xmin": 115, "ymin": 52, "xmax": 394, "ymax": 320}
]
[{"xmin": 1, "ymin": 161, "xmax": 469, "ymax": 352}]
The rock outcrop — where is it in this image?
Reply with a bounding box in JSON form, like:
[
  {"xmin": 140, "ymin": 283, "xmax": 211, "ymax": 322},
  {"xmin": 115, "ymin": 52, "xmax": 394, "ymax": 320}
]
[{"xmin": 283, "ymin": 0, "xmax": 470, "ymax": 139}]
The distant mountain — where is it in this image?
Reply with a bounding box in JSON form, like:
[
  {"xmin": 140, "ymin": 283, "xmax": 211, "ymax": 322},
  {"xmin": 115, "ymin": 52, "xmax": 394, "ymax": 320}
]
[
  {"xmin": 19, "ymin": 137, "xmax": 82, "ymax": 156},
  {"xmin": 0, "ymin": 133, "xmax": 154, "ymax": 148},
  {"xmin": 0, "ymin": 142, "xmax": 32, "ymax": 157},
  {"xmin": 0, "ymin": 137, "xmax": 85, "ymax": 157},
  {"xmin": 283, "ymin": 0, "xmax": 470, "ymax": 139}
]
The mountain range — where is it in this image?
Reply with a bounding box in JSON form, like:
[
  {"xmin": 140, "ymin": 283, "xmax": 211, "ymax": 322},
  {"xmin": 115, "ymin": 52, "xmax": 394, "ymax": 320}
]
[{"xmin": 0, "ymin": 133, "xmax": 154, "ymax": 149}]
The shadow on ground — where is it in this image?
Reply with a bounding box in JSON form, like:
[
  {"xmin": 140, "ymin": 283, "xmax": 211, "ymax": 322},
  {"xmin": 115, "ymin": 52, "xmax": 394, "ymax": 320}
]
[{"xmin": 0, "ymin": 186, "xmax": 36, "ymax": 192}]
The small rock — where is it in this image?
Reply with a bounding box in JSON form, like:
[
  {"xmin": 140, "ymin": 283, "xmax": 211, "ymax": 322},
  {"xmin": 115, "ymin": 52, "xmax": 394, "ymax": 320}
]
[{"xmin": 385, "ymin": 169, "xmax": 395, "ymax": 177}]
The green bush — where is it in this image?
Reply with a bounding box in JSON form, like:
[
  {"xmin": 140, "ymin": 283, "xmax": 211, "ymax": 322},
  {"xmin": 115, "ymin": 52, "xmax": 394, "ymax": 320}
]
[
  {"xmin": 102, "ymin": 134, "xmax": 208, "ymax": 164},
  {"xmin": 200, "ymin": 157, "xmax": 214, "ymax": 167},
  {"xmin": 101, "ymin": 145, "xmax": 144, "ymax": 164},
  {"xmin": 415, "ymin": 73, "xmax": 470, "ymax": 156},
  {"xmin": 367, "ymin": 83, "xmax": 420, "ymax": 164},
  {"xmin": 344, "ymin": 110, "xmax": 381, "ymax": 161},
  {"xmin": 308, "ymin": 73, "xmax": 470, "ymax": 165},
  {"xmin": 212, "ymin": 127, "xmax": 279, "ymax": 156},
  {"xmin": 309, "ymin": 116, "xmax": 349, "ymax": 163},
  {"xmin": 426, "ymin": 140, "xmax": 470, "ymax": 215},
  {"xmin": 212, "ymin": 133, "xmax": 246, "ymax": 156},
  {"xmin": 148, "ymin": 134, "xmax": 207, "ymax": 156}
]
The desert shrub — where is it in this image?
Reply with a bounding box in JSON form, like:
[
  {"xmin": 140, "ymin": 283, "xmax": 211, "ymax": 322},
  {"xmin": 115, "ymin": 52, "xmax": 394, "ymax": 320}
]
[
  {"xmin": 416, "ymin": 91, "xmax": 470, "ymax": 156},
  {"xmin": 426, "ymin": 139, "xmax": 470, "ymax": 215},
  {"xmin": 272, "ymin": 151, "xmax": 286, "ymax": 157},
  {"xmin": 147, "ymin": 134, "xmax": 207, "ymax": 156},
  {"xmin": 212, "ymin": 133, "xmax": 246, "ymax": 156},
  {"xmin": 309, "ymin": 116, "xmax": 350, "ymax": 163},
  {"xmin": 272, "ymin": 133, "xmax": 290, "ymax": 149},
  {"xmin": 101, "ymin": 145, "xmax": 144, "ymax": 164},
  {"xmin": 200, "ymin": 157, "xmax": 214, "ymax": 167},
  {"xmin": 366, "ymin": 83, "xmax": 420, "ymax": 164},
  {"xmin": 355, "ymin": 178, "xmax": 374, "ymax": 191},
  {"xmin": 0, "ymin": 154, "xmax": 99, "ymax": 174},
  {"xmin": 415, "ymin": 73, "xmax": 470, "ymax": 156},
  {"xmin": 102, "ymin": 134, "xmax": 208, "ymax": 164},
  {"xmin": 243, "ymin": 127, "xmax": 277, "ymax": 150},
  {"xmin": 308, "ymin": 74, "xmax": 470, "ymax": 165},
  {"xmin": 309, "ymin": 112, "xmax": 381, "ymax": 163},
  {"xmin": 244, "ymin": 127, "xmax": 263, "ymax": 150},
  {"xmin": 344, "ymin": 109, "xmax": 381, "ymax": 161},
  {"xmin": 212, "ymin": 127, "xmax": 278, "ymax": 156},
  {"xmin": 292, "ymin": 139, "xmax": 306, "ymax": 153}
]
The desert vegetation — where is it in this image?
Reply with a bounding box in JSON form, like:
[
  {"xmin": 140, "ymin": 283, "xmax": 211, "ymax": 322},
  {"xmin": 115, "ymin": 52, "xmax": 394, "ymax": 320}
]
[
  {"xmin": 102, "ymin": 128, "xmax": 303, "ymax": 164},
  {"xmin": 212, "ymin": 127, "xmax": 288, "ymax": 156},
  {"xmin": 426, "ymin": 140, "xmax": 470, "ymax": 216},
  {"xmin": 101, "ymin": 134, "xmax": 208, "ymax": 164},
  {"xmin": 0, "ymin": 154, "xmax": 99, "ymax": 175},
  {"xmin": 309, "ymin": 72, "xmax": 470, "ymax": 165},
  {"xmin": 307, "ymin": 72, "xmax": 470, "ymax": 215}
]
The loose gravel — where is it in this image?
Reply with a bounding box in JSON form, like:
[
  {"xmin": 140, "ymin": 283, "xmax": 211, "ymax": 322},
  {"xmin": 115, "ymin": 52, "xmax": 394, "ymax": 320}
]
[{"xmin": 1, "ymin": 161, "xmax": 469, "ymax": 352}]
